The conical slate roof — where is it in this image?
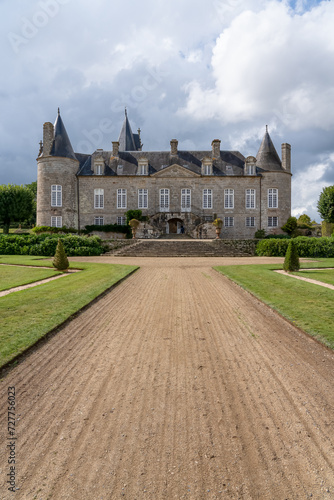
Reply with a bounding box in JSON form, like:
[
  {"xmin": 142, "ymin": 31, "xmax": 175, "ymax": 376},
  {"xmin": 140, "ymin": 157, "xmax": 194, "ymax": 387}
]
[
  {"xmin": 256, "ymin": 127, "xmax": 282, "ymax": 170},
  {"xmin": 118, "ymin": 109, "xmax": 141, "ymax": 151},
  {"xmin": 50, "ymin": 109, "xmax": 77, "ymax": 160}
]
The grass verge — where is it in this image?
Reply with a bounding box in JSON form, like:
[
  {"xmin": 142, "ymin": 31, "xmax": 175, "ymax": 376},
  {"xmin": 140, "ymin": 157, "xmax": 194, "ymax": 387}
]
[
  {"xmin": 0, "ymin": 264, "xmax": 61, "ymax": 291},
  {"xmin": 214, "ymin": 258, "xmax": 334, "ymax": 349},
  {"xmin": 0, "ymin": 256, "xmax": 138, "ymax": 368}
]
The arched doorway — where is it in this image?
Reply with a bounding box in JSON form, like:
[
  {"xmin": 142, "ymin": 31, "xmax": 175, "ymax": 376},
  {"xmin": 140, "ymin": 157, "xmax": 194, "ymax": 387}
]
[{"xmin": 167, "ymin": 218, "xmax": 183, "ymax": 234}]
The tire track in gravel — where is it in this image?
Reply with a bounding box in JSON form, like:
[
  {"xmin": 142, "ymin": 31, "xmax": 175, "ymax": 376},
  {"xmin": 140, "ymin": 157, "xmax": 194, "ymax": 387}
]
[{"xmin": 0, "ymin": 257, "xmax": 333, "ymax": 500}]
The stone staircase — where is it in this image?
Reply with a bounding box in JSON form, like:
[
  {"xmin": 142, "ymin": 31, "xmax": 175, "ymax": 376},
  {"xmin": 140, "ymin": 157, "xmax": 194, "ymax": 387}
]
[{"xmin": 106, "ymin": 239, "xmax": 257, "ymax": 257}]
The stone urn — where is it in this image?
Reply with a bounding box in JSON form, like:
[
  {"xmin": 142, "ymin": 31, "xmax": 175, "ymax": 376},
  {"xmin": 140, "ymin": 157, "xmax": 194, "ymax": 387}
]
[
  {"xmin": 129, "ymin": 218, "xmax": 140, "ymax": 238},
  {"xmin": 212, "ymin": 218, "xmax": 223, "ymax": 239}
]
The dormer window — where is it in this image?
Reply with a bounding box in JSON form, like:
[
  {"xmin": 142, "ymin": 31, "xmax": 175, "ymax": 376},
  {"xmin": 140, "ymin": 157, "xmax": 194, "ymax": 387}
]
[
  {"xmin": 201, "ymin": 158, "xmax": 213, "ymax": 176},
  {"xmin": 95, "ymin": 164, "xmax": 103, "ymax": 175},
  {"xmin": 137, "ymin": 159, "xmax": 148, "ymax": 175},
  {"xmin": 245, "ymin": 156, "xmax": 257, "ymax": 176}
]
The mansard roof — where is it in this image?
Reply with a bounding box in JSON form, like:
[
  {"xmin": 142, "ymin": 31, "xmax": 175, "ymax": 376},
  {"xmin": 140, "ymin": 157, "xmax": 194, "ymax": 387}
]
[
  {"xmin": 118, "ymin": 110, "xmax": 141, "ymax": 151},
  {"xmin": 50, "ymin": 109, "xmax": 77, "ymax": 160},
  {"xmin": 256, "ymin": 127, "xmax": 282, "ymax": 170}
]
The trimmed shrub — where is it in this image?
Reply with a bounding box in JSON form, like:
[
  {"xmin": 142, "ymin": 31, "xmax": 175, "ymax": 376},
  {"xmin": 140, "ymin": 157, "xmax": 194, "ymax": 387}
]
[
  {"xmin": 256, "ymin": 236, "xmax": 334, "ymax": 258},
  {"xmin": 283, "ymin": 240, "xmax": 300, "ymax": 272},
  {"xmin": 53, "ymin": 239, "xmax": 69, "ymax": 271}
]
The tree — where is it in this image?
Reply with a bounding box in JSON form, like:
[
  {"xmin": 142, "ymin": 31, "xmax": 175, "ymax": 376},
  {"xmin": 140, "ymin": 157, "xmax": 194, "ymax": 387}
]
[
  {"xmin": 283, "ymin": 240, "xmax": 300, "ymax": 272},
  {"xmin": 317, "ymin": 186, "xmax": 334, "ymax": 222},
  {"xmin": 25, "ymin": 181, "xmax": 37, "ymax": 225},
  {"xmin": 297, "ymin": 214, "xmax": 312, "ymax": 227},
  {"xmin": 0, "ymin": 184, "xmax": 34, "ymax": 234},
  {"xmin": 125, "ymin": 209, "xmax": 142, "ymax": 225},
  {"xmin": 281, "ymin": 216, "xmax": 297, "ymax": 236},
  {"xmin": 53, "ymin": 239, "xmax": 69, "ymax": 271}
]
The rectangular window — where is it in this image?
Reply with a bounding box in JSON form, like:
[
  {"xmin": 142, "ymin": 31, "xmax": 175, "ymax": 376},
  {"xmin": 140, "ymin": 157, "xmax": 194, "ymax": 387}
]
[
  {"xmin": 181, "ymin": 188, "xmax": 191, "ymax": 211},
  {"xmin": 268, "ymin": 188, "xmax": 278, "ymax": 208},
  {"xmin": 117, "ymin": 216, "xmax": 126, "ymax": 225},
  {"xmin": 96, "ymin": 164, "xmax": 102, "ymax": 175},
  {"xmin": 138, "ymin": 164, "xmax": 148, "ymax": 175},
  {"xmin": 268, "ymin": 216, "xmax": 278, "ymax": 227},
  {"xmin": 224, "ymin": 217, "xmax": 234, "ymax": 227},
  {"xmin": 94, "ymin": 188, "xmax": 104, "ymax": 209},
  {"xmin": 160, "ymin": 189, "xmax": 169, "ymax": 211},
  {"xmin": 117, "ymin": 189, "xmax": 127, "ymax": 209},
  {"xmin": 246, "ymin": 217, "xmax": 255, "ymax": 227},
  {"xmin": 51, "ymin": 185, "xmax": 62, "ymax": 207},
  {"xmin": 203, "ymin": 164, "xmax": 212, "ymax": 175},
  {"xmin": 246, "ymin": 189, "xmax": 256, "ymax": 209},
  {"xmin": 51, "ymin": 216, "xmax": 62, "ymax": 227},
  {"xmin": 138, "ymin": 189, "xmax": 148, "ymax": 209},
  {"xmin": 224, "ymin": 188, "xmax": 234, "ymax": 209},
  {"xmin": 246, "ymin": 164, "xmax": 255, "ymax": 175},
  {"xmin": 94, "ymin": 216, "xmax": 104, "ymax": 225},
  {"xmin": 203, "ymin": 189, "xmax": 212, "ymax": 209}
]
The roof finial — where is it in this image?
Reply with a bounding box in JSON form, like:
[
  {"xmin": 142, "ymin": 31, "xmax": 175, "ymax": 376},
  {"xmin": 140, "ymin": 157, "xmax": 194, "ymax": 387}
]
[
  {"xmin": 125, "ymin": 107, "xmax": 127, "ymax": 117},
  {"xmin": 58, "ymin": 107, "xmax": 60, "ymax": 115},
  {"xmin": 266, "ymin": 124, "xmax": 268, "ymax": 133}
]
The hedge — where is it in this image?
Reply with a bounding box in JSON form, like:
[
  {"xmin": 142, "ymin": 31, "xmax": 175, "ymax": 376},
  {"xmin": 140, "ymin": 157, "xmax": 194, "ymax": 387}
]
[
  {"xmin": 0, "ymin": 234, "xmax": 105, "ymax": 256},
  {"xmin": 256, "ymin": 236, "xmax": 334, "ymax": 258}
]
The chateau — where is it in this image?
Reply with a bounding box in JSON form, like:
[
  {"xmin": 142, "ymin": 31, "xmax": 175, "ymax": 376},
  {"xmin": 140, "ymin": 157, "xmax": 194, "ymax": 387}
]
[{"xmin": 37, "ymin": 110, "xmax": 292, "ymax": 238}]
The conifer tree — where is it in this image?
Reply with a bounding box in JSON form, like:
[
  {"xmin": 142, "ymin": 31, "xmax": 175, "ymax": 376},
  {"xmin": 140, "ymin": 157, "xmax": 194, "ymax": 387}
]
[
  {"xmin": 53, "ymin": 239, "xmax": 69, "ymax": 271},
  {"xmin": 283, "ymin": 240, "xmax": 300, "ymax": 272}
]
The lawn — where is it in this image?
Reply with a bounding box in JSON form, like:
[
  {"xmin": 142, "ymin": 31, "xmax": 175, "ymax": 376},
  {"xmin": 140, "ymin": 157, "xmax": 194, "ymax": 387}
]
[
  {"xmin": 0, "ymin": 264, "xmax": 61, "ymax": 291},
  {"xmin": 0, "ymin": 256, "xmax": 138, "ymax": 368},
  {"xmin": 214, "ymin": 258, "xmax": 334, "ymax": 349},
  {"xmin": 292, "ymin": 268, "xmax": 334, "ymax": 286}
]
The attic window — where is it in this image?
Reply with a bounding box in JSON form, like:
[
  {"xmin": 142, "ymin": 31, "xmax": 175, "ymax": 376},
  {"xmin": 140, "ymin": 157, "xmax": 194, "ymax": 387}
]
[
  {"xmin": 246, "ymin": 164, "xmax": 255, "ymax": 175},
  {"xmin": 202, "ymin": 158, "xmax": 213, "ymax": 175},
  {"xmin": 138, "ymin": 159, "xmax": 148, "ymax": 175},
  {"xmin": 226, "ymin": 165, "xmax": 233, "ymax": 174},
  {"xmin": 95, "ymin": 164, "xmax": 103, "ymax": 175}
]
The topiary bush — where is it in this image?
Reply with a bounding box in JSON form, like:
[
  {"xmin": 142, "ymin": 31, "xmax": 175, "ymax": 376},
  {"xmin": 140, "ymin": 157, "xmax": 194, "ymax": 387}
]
[
  {"xmin": 283, "ymin": 240, "xmax": 300, "ymax": 272},
  {"xmin": 256, "ymin": 236, "xmax": 334, "ymax": 257},
  {"xmin": 53, "ymin": 239, "xmax": 69, "ymax": 271}
]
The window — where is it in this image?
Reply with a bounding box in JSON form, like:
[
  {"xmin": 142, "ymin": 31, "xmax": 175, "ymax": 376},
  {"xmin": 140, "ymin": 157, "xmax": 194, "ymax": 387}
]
[
  {"xmin": 51, "ymin": 185, "xmax": 62, "ymax": 207},
  {"xmin": 181, "ymin": 189, "xmax": 191, "ymax": 212},
  {"xmin": 117, "ymin": 189, "xmax": 127, "ymax": 209},
  {"xmin": 224, "ymin": 189, "xmax": 234, "ymax": 209},
  {"xmin": 268, "ymin": 188, "xmax": 278, "ymax": 208},
  {"xmin": 246, "ymin": 217, "xmax": 255, "ymax": 227},
  {"xmin": 95, "ymin": 164, "xmax": 103, "ymax": 175},
  {"xmin": 117, "ymin": 216, "xmax": 126, "ymax": 225},
  {"xmin": 203, "ymin": 189, "xmax": 212, "ymax": 209},
  {"xmin": 246, "ymin": 189, "xmax": 256, "ymax": 209},
  {"xmin": 137, "ymin": 164, "xmax": 148, "ymax": 175},
  {"xmin": 160, "ymin": 189, "xmax": 169, "ymax": 211},
  {"xmin": 51, "ymin": 216, "xmax": 62, "ymax": 227},
  {"xmin": 224, "ymin": 217, "xmax": 234, "ymax": 227},
  {"xmin": 138, "ymin": 189, "xmax": 148, "ymax": 209},
  {"xmin": 94, "ymin": 216, "xmax": 104, "ymax": 225},
  {"xmin": 202, "ymin": 163, "xmax": 212, "ymax": 175},
  {"xmin": 94, "ymin": 188, "xmax": 104, "ymax": 209},
  {"xmin": 268, "ymin": 216, "xmax": 278, "ymax": 227},
  {"xmin": 246, "ymin": 164, "xmax": 255, "ymax": 175}
]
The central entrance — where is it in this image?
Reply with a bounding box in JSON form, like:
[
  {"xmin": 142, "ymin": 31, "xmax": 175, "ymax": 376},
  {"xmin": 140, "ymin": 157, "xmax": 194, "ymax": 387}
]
[{"xmin": 167, "ymin": 218, "xmax": 183, "ymax": 234}]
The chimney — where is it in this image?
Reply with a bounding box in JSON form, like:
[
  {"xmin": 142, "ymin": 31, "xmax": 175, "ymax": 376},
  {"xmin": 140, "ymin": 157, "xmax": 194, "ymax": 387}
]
[
  {"xmin": 112, "ymin": 141, "xmax": 119, "ymax": 157},
  {"xmin": 211, "ymin": 139, "xmax": 221, "ymax": 159},
  {"xmin": 43, "ymin": 122, "xmax": 54, "ymax": 156},
  {"xmin": 170, "ymin": 139, "xmax": 178, "ymax": 156},
  {"xmin": 281, "ymin": 143, "xmax": 291, "ymax": 172}
]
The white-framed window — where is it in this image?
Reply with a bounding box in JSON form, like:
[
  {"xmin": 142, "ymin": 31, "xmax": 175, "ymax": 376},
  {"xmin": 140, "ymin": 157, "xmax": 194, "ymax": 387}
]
[
  {"xmin": 138, "ymin": 189, "xmax": 148, "ymax": 209},
  {"xmin": 224, "ymin": 188, "xmax": 234, "ymax": 209},
  {"xmin": 117, "ymin": 189, "xmax": 127, "ymax": 209},
  {"xmin": 202, "ymin": 164, "xmax": 212, "ymax": 175},
  {"xmin": 51, "ymin": 185, "xmax": 62, "ymax": 207},
  {"xmin": 94, "ymin": 216, "xmax": 104, "ymax": 225},
  {"xmin": 137, "ymin": 164, "xmax": 148, "ymax": 175},
  {"xmin": 268, "ymin": 216, "xmax": 278, "ymax": 227},
  {"xmin": 246, "ymin": 217, "xmax": 255, "ymax": 227},
  {"xmin": 246, "ymin": 189, "xmax": 256, "ymax": 209},
  {"xmin": 181, "ymin": 188, "xmax": 191, "ymax": 212},
  {"xmin": 51, "ymin": 216, "xmax": 62, "ymax": 227},
  {"xmin": 246, "ymin": 164, "xmax": 255, "ymax": 175},
  {"xmin": 203, "ymin": 189, "xmax": 212, "ymax": 209},
  {"xmin": 268, "ymin": 188, "xmax": 278, "ymax": 208},
  {"xmin": 160, "ymin": 189, "xmax": 169, "ymax": 212},
  {"xmin": 117, "ymin": 216, "xmax": 126, "ymax": 225},
  {"xmin": 94, "ymin": 188, "xmax": 104, "ymax": 209},
  {"xmin": 224, "ymin": 217, "xmax": 234, "ymax": 227},
  {"xmin": 95, "ymin": 164, "xmax": 103, "ymax": 175}
]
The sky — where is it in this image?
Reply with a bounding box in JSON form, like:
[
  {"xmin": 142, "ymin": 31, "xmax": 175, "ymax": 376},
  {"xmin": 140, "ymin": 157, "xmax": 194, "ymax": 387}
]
[{"xmin": 0, "ymin": 0, "xmax": 333, "ymax": 222}]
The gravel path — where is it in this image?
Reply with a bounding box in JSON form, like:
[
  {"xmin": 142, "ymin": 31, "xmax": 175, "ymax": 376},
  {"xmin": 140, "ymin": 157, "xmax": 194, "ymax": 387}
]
[{"xmin": 0, "ymin": 256, "xmax": 333, "ymax": 499}]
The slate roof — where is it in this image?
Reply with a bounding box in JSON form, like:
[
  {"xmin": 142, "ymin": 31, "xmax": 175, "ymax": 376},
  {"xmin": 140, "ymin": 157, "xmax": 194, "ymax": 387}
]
[
  {"xmin": 256, "ymin": 127, "xmax": 282, "ymax": 170},
  {"xmin": 50, "ymin": 109, "xmax": 77, "ymax": 160},
  {"xmin": 118, "ymin": 110, "xmax": 141, "ymax": 151}
]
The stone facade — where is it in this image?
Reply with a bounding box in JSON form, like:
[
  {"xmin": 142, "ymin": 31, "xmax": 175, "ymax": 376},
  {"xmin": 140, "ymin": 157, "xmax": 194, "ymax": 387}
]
[{"xmin": 37, "ymin": 111, "xmax": 292, "ymax": 238}]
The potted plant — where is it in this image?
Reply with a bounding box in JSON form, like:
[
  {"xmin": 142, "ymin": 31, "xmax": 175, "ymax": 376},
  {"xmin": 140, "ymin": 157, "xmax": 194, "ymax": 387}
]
[
  {"xmin": 129, "ymin": 218, "xmax": 140, "ymax": 238},
  {"xmin": 212, "ymin": 218, "xmax": 223, "ymax": 239}
]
